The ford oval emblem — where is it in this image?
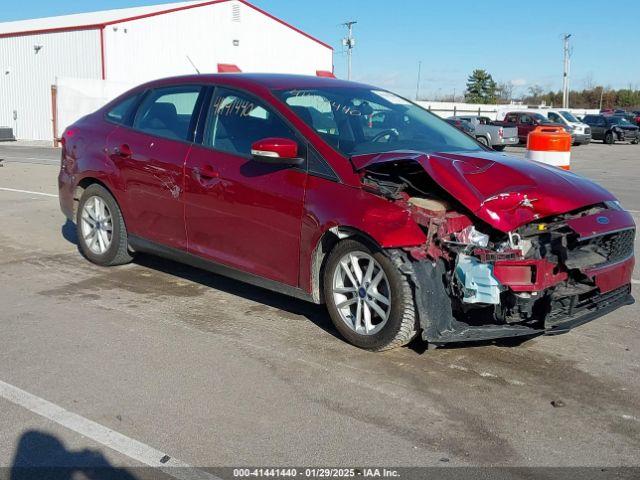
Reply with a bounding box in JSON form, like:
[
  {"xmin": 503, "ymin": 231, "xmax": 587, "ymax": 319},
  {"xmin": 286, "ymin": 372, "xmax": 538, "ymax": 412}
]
[{"xmin": 596, "ymin": 216, "xmax": 610, "ymax": 225}]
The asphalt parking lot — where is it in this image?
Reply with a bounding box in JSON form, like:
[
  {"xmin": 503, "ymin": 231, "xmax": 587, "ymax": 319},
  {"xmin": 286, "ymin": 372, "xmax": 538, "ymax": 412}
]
[{"xmin": 0, "ymin": 142, "xmax": 639, "ymax": 475}]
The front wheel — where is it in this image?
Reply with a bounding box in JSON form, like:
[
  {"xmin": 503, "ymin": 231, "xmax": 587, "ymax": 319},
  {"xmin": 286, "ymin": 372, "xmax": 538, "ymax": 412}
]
[
  {"xmin": 323, "ymin": 239, "xmax": 417, "ymax": 351},
  {"xmin": 476, "ymin": 136, "xmax": 489, "ymax": 147},
  {"xmin": 604, "ymin": 132, "xmax": 615, "ymax": 145},
  {"xmin": 76, "ymin": 184, "xmax": 133, "ymax": 266},
  {"xmin": 632, "ymin": 140, "xmax": 639, "ymax": 145}
]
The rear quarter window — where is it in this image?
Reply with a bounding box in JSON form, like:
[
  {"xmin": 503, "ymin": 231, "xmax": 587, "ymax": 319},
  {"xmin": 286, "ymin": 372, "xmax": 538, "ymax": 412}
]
[{"xmin": 105, "ymin": 94, "xmax": 140, "ymax": 125}]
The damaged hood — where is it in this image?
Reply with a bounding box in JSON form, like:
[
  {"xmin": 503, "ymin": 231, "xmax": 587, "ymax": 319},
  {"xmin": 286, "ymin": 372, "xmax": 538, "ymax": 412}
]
[{"xmin": 352, "ymin": 150, "xmax": 616, "ymax": 232}]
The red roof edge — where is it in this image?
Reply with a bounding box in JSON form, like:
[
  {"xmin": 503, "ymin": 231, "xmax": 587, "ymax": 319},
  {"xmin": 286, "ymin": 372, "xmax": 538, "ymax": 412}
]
[
  {"xmin": 237, "ymin": 0, "xmax": 333, "ymax": 51},
  {"xmin": 0, "ymin": 0, "xmax": 333, "ymax": 52},
  {"xmin": 103, "ymin": 0, "xmax": 230, "ymax": 27},
  {"xmin": 0, "ymin": 24, "xmax": 102, "ymax": 39}
]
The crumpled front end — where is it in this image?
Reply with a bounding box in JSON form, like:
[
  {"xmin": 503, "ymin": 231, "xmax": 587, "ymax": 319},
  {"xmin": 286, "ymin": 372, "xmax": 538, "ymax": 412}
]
[{"xmin": 357, "ymin": 152, "xmax": 635, "ymax": 344}]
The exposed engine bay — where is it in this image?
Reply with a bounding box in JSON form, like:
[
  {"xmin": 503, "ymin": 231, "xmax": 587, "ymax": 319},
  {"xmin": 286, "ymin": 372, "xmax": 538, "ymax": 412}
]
[{"xmin": 360, "ymin": 157, "xmax": 636, "ymax": 344}]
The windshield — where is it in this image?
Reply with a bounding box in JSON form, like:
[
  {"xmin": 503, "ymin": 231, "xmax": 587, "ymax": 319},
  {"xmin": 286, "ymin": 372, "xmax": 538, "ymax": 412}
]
[
  {"xmin": 559, "ymin": 110, "xmax": 579, "ymax": 123},
  {"xmin": 609, "ymin": 117, "xmax": 633, "ymax": 126},
  {"xmin": 274, "ymin": 87, "xmax": 482, "ymax": 157}
]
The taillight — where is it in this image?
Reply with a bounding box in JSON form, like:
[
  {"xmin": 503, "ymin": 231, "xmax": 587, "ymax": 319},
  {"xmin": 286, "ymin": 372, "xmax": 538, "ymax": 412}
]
[{"xmin": 498, "ymin": 127, "xmax": 503, "ymax": 138}]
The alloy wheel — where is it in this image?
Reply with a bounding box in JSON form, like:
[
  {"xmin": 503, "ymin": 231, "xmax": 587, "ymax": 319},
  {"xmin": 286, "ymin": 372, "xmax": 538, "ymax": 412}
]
[
  {"xmin": 80, "ymin": 196, "xmax": 113, "ymax": 255},
  {"xmin": 332, "ymin": 251, "xmax": 391, "ymax": 335}
]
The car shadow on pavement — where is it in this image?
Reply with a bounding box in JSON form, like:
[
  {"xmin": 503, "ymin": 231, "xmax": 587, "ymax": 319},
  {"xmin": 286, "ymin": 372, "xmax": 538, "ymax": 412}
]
[
  {"xmin": 58, "ymin": 220, "xmax": 346, "ymax": 344},
  {"xmin": 61, "ymin": 219, "xmax": 78, "ymax": 245},
  {"xmin": 9, "ymin": 430, "xmax": 138, "ymax": 480},
  {"xmin": 59, "ymin": 221, "xmax": 531, "ymax": 353},
  {"xmin": 132, "ymin": 252, "xmax": 341, "ymax": 341}
]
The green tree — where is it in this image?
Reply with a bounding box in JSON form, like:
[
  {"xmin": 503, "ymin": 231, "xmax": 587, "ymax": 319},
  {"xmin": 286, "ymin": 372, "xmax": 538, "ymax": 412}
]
[{"xmin": 465, "ymin": 69, "xmax": 497, "ymax": 104}]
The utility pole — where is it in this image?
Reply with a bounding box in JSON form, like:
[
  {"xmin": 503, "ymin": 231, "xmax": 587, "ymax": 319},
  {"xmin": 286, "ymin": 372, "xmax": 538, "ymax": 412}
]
[
  {"xmin": 416, "ymin": 61, "xmax": 422, "ymax": 100},
  {"xmin": 562, "ymin": 33, "xmax": 572, "ymax": 108},
  {"xmin": 342, "ymin": 21, "xmax": 357, "ymax": 80}
]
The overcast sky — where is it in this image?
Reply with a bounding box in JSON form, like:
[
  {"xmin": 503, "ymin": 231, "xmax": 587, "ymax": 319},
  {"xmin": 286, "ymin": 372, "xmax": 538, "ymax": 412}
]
[{"xmin": 3, "ymin": 0, "xmax": 638, "ymax": 99}]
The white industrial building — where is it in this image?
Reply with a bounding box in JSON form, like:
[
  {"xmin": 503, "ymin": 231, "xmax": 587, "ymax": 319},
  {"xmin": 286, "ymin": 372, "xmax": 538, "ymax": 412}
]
[{"xmin": 0, "ymin": 0, "xmax": 334, "ymax": 141}]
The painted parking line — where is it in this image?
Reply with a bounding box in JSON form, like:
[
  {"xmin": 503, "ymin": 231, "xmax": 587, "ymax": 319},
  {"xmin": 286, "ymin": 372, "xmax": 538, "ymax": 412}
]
[
  {"xmin": 2, "ymin": 157, "xmax": 60, "ymax": 165},
  {"xmin": 0, "ymin": 187, "xmax": 58, "ymax": 197},
  {"xmin": 0, "ymin": 379, "xmax": 220, "ymax": 480}
]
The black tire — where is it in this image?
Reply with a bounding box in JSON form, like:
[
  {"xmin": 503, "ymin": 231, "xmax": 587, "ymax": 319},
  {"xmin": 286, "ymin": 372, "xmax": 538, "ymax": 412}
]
[
  {"xmin": 604, "ymin": 132, "xmax": 615, "ymax": 145},
  {"xmin": 493, "ymin": 145, "xmax": 505, "ymax": 151},
  {"xmin": 632, "ymin": 140, "xmax": 639, "ymax": 145},
  {"xmin": 323, "ymin": 239, "xmax": 417, "ymax": 351},
  {"xmin": 476, "ymin": 136, "xmax": 489, "ymax": 147},
  {"xmin": 76, "ymin": 183, "xmax": 133, "ymax": 266}
]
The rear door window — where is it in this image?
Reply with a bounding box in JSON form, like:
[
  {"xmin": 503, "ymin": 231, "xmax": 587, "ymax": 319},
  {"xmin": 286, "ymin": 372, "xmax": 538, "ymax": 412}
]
[{"xmin": 133, "ymin": 85, "xmax": 203, "ymax": 141}]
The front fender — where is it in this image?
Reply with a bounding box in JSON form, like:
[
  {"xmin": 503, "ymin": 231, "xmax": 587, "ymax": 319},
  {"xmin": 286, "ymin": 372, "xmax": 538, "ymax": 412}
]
[{"xmin": 298, "ymin": 176, "xmax": 427, "ymax": 294}]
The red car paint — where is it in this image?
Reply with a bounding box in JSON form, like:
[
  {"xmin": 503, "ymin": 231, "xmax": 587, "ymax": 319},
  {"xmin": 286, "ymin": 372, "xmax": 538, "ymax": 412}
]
[
  {"xmin": 493, "ymin": 259, "xmax": 568, "ymax": 292},
  {"xmin": 564, "ymin": 209, "xmax": 635, "ymax": 239},
  {"xmin": 352, "ymin": 150, "xmax": 616, "ymax": 232},
  {"xmin": 585, "ymin": 256, "xmax": 635, "ymax": 294},
  {"xmin": 59, "ymin": 74, "xmax": 634, "ymax": 342}
]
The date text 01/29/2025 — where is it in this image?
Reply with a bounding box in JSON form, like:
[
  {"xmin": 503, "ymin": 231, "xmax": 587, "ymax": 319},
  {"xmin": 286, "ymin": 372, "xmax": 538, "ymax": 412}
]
[{"xmin": 232, "ymin": 468, "xmax": 400, "ymax": 478}]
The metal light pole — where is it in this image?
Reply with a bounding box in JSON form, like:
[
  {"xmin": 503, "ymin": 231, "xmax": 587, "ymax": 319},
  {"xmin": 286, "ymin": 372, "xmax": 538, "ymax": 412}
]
[
  {"xmin": 562, "ymin": 33, "xmax": 572, "ymax": 108},
  {"xmin": 342, "ymin": 21, "xmax": 357, "ymax": 80},
  {"xmin": 416, "ymin": 61, "xmax": 422, "ymax": 100}
]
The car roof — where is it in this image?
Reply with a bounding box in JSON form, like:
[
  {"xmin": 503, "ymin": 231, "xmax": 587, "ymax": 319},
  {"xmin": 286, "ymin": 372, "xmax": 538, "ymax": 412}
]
[{"xmin": 135, "ymin": 73, "xmax": 376, "ymax": 92}]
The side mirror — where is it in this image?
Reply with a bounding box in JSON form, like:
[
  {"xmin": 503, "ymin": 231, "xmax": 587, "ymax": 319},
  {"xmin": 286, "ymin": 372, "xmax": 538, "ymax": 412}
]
[{"xmin": 251, "ymin": 138, "xmax": 303, "ymax": 166}]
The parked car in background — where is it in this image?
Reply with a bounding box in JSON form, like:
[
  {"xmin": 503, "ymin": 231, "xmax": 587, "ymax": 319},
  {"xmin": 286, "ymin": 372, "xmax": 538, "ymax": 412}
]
[
  {"xmin": 58, "ymin": 74, "xmax": 635, "ymax": 351},
  {"xmin": 542, "ymin": 110, "xmax": 591, "ymax": 145},
  {"xmin": 582, "ymin": 114, "xmax": 640, "ymax": 144},
  {"xmin": 448, "ymin": 115, "xmax": 518, "ymax": 151},
  {"xmin": 499, "ymin": 111, "xmax": 570, "ymax": 144},
  {"xmin": 445, "ymin": 118, "xmax": 475, "ymax": 136}
]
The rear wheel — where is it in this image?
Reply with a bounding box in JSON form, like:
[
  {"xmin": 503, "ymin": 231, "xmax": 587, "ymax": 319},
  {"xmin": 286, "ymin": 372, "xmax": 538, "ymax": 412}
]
[
  {"xmin": 493, "ymin": 145, "xmax": 505, "ymax": 151},
  {"xmin": 323, "ymin": 239, "xmax": 417, "ymax": 351},
  {"xmin": 76, "ymin": 184, "xmax": 133, "ymax": 266},
  {"xmin": 604, "ymin": 132, "xmax": 615, "ymax": 145}
]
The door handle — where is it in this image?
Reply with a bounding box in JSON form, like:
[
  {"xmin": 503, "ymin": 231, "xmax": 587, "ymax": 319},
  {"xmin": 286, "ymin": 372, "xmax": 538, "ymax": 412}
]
[
  {"xmin": 113, "ymin": 144, "xmax": 132, "ymax": 158},
  {"xmin": 192, "ymin": 166, "xmax": 219, "ymax": 186}
]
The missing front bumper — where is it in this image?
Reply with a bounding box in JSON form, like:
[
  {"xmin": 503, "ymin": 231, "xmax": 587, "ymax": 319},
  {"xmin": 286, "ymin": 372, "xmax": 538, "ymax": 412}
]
[{"xmin": 402, "ymin": 252, "xmax": 634, "ymax": 345}]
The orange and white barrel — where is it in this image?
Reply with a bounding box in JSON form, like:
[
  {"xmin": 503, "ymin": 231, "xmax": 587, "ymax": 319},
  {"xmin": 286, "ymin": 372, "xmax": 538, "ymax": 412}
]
[{"xmin": 525, "ymin": 126, "xmax": 571, "ymax": 170}]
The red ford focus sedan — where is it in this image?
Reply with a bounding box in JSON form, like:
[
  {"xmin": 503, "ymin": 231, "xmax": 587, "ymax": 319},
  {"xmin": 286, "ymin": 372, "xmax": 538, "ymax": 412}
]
[{"xmin": 59, "ymin": 74, "xmax": 635, "ymax": 351}]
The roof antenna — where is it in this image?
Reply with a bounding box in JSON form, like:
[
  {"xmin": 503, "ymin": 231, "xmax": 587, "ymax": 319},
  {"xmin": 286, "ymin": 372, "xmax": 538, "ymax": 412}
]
[{"xmin": 186, "ymin": 55, "xmax": 201, "ymax": 74}]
